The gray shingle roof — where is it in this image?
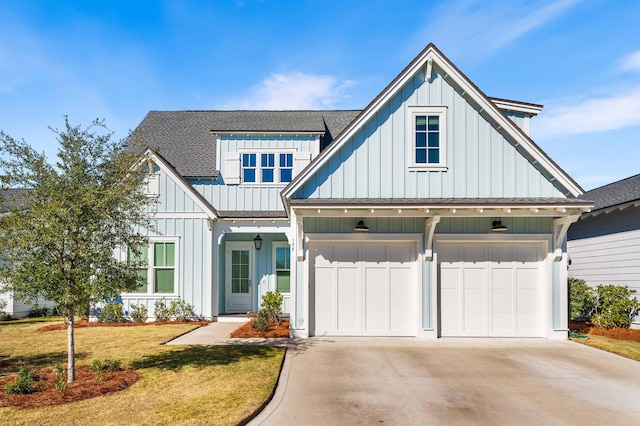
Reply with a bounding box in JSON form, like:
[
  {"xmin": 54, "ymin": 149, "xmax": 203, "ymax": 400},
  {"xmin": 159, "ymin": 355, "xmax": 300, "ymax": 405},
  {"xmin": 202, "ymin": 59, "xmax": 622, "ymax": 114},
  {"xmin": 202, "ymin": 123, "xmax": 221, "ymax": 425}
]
[
  {"xmin": 579, "ymin": 173, "xmax": 640, "ymax": 211},
  {"xmin": 131, "ymin": 110, "xmax": 361, "ymax": 178}
]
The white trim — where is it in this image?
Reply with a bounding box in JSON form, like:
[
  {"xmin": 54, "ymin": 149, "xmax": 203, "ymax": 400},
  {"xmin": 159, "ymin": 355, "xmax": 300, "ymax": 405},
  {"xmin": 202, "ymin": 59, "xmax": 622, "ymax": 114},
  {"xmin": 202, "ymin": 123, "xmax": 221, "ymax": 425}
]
[
  {"xmin": 225, "ymin": 242, "xmax": 255, "ymax": 313},
  {"xmin": 152, "ymin": 212, "xmax": 210, "ymax": 219},
  {"xmin": 407, "ymin": 106, "xmax": 448, "ymax": 170},
  {"xmin": 141, "ymin": 150, "xmax": 219, "ymax": 219},
  {"xmin": 123, "ymin": 236, "xmax": 180, "ymax": 297},
  {"xmin": 240, "ymin": 150, "xmax": 296, "ymax": 185},
  {"xmin": 490, "ymin": 98, "xmax": 543, "ymax": 116}
]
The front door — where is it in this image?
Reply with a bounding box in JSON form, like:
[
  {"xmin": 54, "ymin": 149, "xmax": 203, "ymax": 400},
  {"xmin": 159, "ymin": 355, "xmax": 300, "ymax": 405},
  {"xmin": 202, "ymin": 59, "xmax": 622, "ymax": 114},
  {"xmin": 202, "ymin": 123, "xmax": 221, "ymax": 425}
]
[{"xmin": 225, "ymin": 243, "xmax": 253, "ymax": 313}]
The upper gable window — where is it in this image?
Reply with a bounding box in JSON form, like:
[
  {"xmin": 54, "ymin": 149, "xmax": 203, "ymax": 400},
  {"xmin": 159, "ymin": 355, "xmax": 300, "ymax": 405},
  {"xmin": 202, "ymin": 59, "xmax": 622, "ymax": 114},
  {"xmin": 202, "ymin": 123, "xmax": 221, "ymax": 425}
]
[
  {"xmin": 408, "ymin": 106, "xmax": 447, "ymax": 170},
  {"xmin": 241, "ymin": 151, "xmax": 295, "ymax": 185}
]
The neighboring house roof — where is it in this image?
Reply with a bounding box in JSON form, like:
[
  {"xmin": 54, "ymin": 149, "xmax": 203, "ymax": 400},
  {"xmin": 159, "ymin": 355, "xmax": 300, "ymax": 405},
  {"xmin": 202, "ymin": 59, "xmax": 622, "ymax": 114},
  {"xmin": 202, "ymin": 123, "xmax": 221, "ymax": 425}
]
[
  {"xmin": 579, "ymin": 173, "xmax": 640, "ymax": 211},
  {"xmin": 133, "ymin": 110, "xmax": 360, "ymax": 178},
  {"xmin": 0, "ymin": 188, "xmax": 30, "ymax": 212},
  {"xmin": 283, "ymin": 43, "xmax": 585, "ymax": 201}
]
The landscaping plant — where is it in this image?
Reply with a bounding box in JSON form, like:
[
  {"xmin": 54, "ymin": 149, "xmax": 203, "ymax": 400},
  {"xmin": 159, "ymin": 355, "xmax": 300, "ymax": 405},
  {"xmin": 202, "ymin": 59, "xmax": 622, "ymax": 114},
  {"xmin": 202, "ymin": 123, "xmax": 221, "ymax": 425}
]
[
  {"xmin": 251, "ymin": 290, "xmax": 283, "ymax": 331},
  {"xmin": 5, "ymin": 367, "xmax": 41, "ymax": 394},
  {"xmin": 130, "ymin": 304, "xmax": 148, "ymax": 323},
  {"xmin": 53, "ymin": 362, "xmax": 67, "ymax": 391},
  {"xmin": 98, "ymin": 301, "xmax": 125, "ymax": 323},
  {"xmin": 169, "ymin": 299, "xmax": 196, "ymax": 321},
  {"xmin": 589, "ymin": 284, "xmax": 640, "ymax": 328},
  {"xmin": 0, "ymin": 118, "xmax": 155, "ymax": 382},
  {"xmin": 569, "ymin": 278, "xmax": 593, "ymax": 320},
  {"xmin": 154, "ymin": 299, "xmax": 170, "ymax": 321}
]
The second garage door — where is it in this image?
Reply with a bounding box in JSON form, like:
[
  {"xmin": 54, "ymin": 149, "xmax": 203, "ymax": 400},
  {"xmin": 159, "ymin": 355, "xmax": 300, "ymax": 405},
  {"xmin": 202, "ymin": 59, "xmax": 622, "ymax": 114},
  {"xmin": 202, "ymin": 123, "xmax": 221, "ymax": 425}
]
[
  {"xmin": 439, "ymin": 241, "xmax": 545, "ymax": 337},
  {"xmin": 311, "ymin": 242, "xmax": 418, "ymax": 336}
]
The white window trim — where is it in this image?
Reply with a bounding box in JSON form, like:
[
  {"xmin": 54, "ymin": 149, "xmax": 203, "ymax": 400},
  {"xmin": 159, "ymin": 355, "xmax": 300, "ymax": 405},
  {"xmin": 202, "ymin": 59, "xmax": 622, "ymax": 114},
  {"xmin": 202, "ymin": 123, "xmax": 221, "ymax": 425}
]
[
  {"xmin": 407, "ymin": 106, "xmax": 448, "ymax": 170},
  {"xmin": 240, "ymin": 149, "xmax": 296, "ymax": 186},
  {"xmin": 123, "ymin": 236, "xmax": 180, "ymax": 297},
  {"xmin": 272, "ymin": 242, "xmax": 291, "ymax": 294}
]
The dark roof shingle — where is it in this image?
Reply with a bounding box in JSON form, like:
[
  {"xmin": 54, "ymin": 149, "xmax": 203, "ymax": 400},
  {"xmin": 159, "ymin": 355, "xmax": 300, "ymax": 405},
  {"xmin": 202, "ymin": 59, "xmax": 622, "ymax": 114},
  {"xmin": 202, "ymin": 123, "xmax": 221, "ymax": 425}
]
[{"xmin": 579, "ymin": 173, "xmax": 640, "ymax": 211}]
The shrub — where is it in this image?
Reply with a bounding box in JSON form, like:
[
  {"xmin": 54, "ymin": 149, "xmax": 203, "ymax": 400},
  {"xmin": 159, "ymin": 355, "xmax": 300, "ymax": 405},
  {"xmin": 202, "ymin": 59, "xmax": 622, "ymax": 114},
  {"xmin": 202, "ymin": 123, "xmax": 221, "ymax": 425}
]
[
  {"xmin": 90, "ymin": 359, "xmax": 104, "ymax": 382},
  {"xmin": 130, "ymin": 304, "xmax": 148, "ymax": 323},
  {"xmin": 98, "ymin": 301, "xmax": 124, "ymax": 323},
  {"xmin": 252, "ymin": 310, "xmax": 270, "ymax": 332},
  {"xmin": 154, "ymin": 299, "xmax": 170, "ymax": 321},
  {"xmin": 53, "ymin": 362, "xmax": 66, "ymax": 391},
  {"xmin": 169, "ymin": 299, "xmax": 196, "ymax": 321},
  {"xmin": 29, "ymin": 304, "xmax": 50, "ymax": 317},
  {"xmin": 568, "ymin": 278, "xmax": 592, "ymax": 320},
  {"xmin": 0, "ymin": 300, "xmax": 12, "ymax": 321},
  {"xmin": 589, "ymin": 284, "xmax": 640, "ymax": 328},
  {"xmin": 261, "ymin": 290, "xmax": 283, "ymax": 328},
  {"xmin": 5, "ymin": 367, "xmax": 40, "ymax": 394}
]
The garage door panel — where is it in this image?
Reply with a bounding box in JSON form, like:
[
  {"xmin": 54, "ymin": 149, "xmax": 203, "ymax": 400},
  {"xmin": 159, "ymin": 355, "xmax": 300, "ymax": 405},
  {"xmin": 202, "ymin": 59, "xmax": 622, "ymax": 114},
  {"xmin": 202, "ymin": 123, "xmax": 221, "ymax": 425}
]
[
  {"xmin": 337, "ymin": 267, "xmax": 360, "ymax": 333},
  {"xmin": 389, "ymin": 266, "xmax": 414, "ymax": 334},
  {"xmin": 314, "ymin": 266, "xmax": 336, "ymax": 333},
  {"xmin": 364, "ymin": 266, "xmax": 387, "ymax": 332}
]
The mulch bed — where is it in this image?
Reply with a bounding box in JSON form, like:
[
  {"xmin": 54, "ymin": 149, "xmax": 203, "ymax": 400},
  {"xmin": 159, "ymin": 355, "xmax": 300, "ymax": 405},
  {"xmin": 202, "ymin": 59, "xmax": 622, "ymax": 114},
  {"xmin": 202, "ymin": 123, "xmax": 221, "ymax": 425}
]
[
  {"xmin": 569, "ymin": 320, "xmax": 640, "ymax": 342},
  {"xmin": 0, "ymin": 365, "xmax": 139, "ymax": 409},
  {"xmin": 37, "ymin": 319, "xmax": 210, "ymax": 332},
  {"xmin": 230, "ymin": 320, "xmax": 290, "ymax": 338}
]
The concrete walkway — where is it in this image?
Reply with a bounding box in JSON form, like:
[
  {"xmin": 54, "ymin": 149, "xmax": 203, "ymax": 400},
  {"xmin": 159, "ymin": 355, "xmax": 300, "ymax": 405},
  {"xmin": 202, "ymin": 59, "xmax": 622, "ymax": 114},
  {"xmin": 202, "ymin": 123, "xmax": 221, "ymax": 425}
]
[
  {"xmin": 165, "ymin": 320, "xmax": 289, "ymax": 346},
  {"xmin": 250, "ymin": 337, "xmax": 640, "ymax": 425}
]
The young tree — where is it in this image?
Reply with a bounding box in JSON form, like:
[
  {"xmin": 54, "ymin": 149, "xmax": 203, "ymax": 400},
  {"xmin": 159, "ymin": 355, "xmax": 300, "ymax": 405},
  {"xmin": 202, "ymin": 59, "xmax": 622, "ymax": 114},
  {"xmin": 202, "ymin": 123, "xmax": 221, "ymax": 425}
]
[{"xmin": 0, "ymin": 118, "xmax": 153, "ymax": 383}]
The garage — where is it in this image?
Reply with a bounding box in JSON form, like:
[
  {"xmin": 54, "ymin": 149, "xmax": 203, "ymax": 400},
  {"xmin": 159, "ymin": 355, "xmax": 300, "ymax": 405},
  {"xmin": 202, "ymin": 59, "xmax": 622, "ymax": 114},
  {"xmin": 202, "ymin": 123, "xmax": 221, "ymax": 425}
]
[
  {"xmin": 438, "ymin": 241, "xmax": 545, "ymax": 337},
  {"xmin": 310, "ymin": 241, "xmax": 418, "ymax": 336}
]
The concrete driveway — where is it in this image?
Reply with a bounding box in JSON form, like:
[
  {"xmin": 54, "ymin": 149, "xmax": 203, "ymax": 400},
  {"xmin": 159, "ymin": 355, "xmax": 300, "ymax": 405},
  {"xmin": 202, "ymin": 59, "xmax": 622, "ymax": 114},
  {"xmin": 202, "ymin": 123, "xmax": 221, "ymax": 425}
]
[{"xmin": 250, "ymin": 338, "xmax": 640, "ymax": 425}]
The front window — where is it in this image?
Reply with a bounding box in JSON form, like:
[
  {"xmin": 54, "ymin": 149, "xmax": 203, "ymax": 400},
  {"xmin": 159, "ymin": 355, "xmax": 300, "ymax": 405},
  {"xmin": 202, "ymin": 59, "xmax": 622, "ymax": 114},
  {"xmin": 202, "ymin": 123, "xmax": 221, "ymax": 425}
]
[
  {"xmin": 127, "ymin": 240, "xmax": 177, "ymax": 294},
  {"xmin": 408, "ymin": 106, "xmax": 447, "ymax": 169},
  {"xmin": 274, "ymin": 245, "xmax": 290, "ymax": 293},
  {"xmin": 241, "ymin": 151, "xmax": 295, "ymax": 184}
]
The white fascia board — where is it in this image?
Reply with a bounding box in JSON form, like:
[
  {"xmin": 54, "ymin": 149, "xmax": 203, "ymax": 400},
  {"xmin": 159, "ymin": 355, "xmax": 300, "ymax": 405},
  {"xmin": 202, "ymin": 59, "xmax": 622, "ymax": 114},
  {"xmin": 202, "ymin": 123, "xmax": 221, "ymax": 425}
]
[
  {"xmin": 283, "ymin": 45, "xmax": 583, "ymax": 199},
  {"xmin": 142, "ymin": 149, "xmax": 219, "ymax": 220},
  {"xmin": 215, "ymin": 131, "xmax": 324, "ymax": 137},
  {"xmin": 490, "ymin": 98, "xmax": 543, "ymax": 116}
]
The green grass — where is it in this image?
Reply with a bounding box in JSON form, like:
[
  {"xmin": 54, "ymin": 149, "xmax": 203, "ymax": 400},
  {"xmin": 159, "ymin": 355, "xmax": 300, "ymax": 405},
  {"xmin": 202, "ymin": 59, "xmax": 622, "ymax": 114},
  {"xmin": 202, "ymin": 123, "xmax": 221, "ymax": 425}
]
[
  {"xmin": 571, "ymin": 334, "xmax": 640, "ymax": 362},
  {"xmin": 0, "ymin": 319, "xmax": 285, "ymax": 425}
]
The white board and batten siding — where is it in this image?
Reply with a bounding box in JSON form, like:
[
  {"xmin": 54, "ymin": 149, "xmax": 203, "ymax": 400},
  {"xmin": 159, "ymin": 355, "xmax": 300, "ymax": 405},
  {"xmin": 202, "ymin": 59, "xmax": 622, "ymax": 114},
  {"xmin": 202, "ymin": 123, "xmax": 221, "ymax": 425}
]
[{"xmin": 295, "ymin": 68, "xmax": 562, "ymax": 201}]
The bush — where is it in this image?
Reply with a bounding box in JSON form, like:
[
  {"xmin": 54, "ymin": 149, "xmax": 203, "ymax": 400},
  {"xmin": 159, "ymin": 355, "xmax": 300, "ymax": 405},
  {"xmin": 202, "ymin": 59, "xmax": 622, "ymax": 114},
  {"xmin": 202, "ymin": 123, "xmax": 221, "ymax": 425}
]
[
  {"xmin": 169, "ymin": 299, "xmax": 196, "ymax": 321},
  {"xmin": 261, "ymin": 290, "xmax": 283, "ymax": 328},
  {"xmin": 251, "ymin": 310, "xmax": 270, "ymax": 332},
  {"xmin": 53, "ymin": 362, "xmax": 66, "ymax": 391},
  {"xmin": 5, "ymin": 367, "xmax": 40, "ymax": 394},
  {"xmin": 154, "ymin": 299, "xmax": 170, "ymax": 321},
  {"xmin": 569, "ymin": 278, "xmax": 592, "ymax": 320},
  {"xmin": 29, "ymin": 304, "xmax": 50, "ymax": 317},
  {"xmin": 98, "ymin": 301, "xmax": 124, "ymax": 323},
  {"xmin": 130, "ymin": 304, "xmax": 148, "ymax": 323},
  {"xmin": 90, "ymin": 359, "xmax": 123, "ymax": 383},
  {"xmin": 589, "ymin": 284, "xmax": 640, "ymax": 328},
  {"xmin": 0, "ymin": 300, "xmax": 12, "ymax": 321}
]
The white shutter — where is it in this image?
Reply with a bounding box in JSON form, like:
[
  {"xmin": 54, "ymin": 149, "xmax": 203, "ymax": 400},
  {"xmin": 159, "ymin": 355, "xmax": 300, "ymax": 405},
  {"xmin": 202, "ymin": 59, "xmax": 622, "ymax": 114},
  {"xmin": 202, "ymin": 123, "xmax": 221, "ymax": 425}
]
[
  {"xmin": 293, "ymin": 152, "xmax": 312, "ymax": 177},
  {"xmin": 225, "ymin": 152, "xmax": 241, "ymax": 184},
  {"xmin": 145, "ymin": 174, "xmax": 159, "ymax": 196}
]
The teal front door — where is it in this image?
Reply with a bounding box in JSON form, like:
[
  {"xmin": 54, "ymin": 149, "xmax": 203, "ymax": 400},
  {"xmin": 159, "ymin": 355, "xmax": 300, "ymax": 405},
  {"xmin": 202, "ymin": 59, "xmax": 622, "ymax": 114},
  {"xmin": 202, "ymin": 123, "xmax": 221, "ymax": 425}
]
[{"xmin": 225, "ymin": 243, "xmax": 253, "ymax": 313}]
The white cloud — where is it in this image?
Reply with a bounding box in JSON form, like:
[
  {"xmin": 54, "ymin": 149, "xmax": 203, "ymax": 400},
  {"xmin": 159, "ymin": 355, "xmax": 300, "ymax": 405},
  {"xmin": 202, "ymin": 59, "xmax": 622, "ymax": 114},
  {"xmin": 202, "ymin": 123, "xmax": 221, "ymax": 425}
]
[
  {"xmin": 619, "ymin": 50, "xmax": 640, "ymax": 72},
  {"xmin": 224, "ymin": 71, "xmax": 356, "ymax": 109},
  {"xmin": 413, "ymin": 0, "xmax": 581, "ymax": 59},
  {"xmin": 533, "ymin": 86, "xmax": 640, "ymax": 138}
]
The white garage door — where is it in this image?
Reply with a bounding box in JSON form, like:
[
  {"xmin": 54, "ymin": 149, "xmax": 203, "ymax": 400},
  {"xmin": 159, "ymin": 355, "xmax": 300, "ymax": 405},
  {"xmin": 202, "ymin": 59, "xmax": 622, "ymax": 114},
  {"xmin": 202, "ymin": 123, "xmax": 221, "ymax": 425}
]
[
  {"xmin": 439, "ymin": 242, "xmax": 544, "ymax": 337},
  {"xmin": 311, "ymin": 242, "xmax": 418, "ymax": 336}
]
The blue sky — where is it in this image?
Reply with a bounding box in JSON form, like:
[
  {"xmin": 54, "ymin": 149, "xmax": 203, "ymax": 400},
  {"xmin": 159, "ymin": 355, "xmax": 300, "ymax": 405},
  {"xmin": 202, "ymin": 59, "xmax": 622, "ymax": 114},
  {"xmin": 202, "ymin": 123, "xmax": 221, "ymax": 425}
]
[{"xmin": 1, "ymin": 0, "xmax": 639, "ymax": 190}]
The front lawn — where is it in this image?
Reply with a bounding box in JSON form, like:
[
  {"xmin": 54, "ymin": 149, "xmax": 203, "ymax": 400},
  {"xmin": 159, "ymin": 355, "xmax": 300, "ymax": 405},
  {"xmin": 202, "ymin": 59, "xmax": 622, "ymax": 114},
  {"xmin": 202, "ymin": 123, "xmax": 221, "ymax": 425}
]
[
  {"xmin": 0, "ymin": 318, "xmax": 285, "ymax": 425},
  {"xmin": 570, "ymin": 322, "xmax": 640, "ymax": 362}
]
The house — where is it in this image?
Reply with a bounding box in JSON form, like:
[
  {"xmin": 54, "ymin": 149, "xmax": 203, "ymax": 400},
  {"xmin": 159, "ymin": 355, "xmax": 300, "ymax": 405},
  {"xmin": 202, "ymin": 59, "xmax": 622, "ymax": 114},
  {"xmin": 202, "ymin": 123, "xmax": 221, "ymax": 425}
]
[
  {"xmin": 0, "ymin": 189, "xmax": 56, "ymax": 318},
  {"xmin": 567, "ymin": 174, "xmax": 640, "ymax": 327},
  {"xmin": 124, "ymin": 43, "xmax": 592, "ymax": 338}
]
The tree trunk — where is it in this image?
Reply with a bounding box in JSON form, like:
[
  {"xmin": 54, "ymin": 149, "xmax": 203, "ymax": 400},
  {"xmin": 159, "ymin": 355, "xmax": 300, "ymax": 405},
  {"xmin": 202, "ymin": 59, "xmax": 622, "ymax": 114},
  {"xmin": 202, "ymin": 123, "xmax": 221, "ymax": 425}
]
[{"xmin": 67, "ymin": 309, "xmax": 75, "ymax": 383}]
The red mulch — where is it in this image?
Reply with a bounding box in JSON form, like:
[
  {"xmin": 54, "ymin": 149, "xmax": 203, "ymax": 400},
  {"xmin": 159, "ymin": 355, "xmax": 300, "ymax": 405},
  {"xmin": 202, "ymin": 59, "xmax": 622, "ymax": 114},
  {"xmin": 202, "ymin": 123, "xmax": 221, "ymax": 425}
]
[
  {"xmin": 569, "ymin": 320, "xmax": 640, "ymax": 343},
  {"xmin": 37, "ymin": 319, "xmax": 210, "ymax": 332},
  {"xmin": 230, "ymin": 320, "xmax": 290, "ymax": 338},
  {"xmin": 0, "ymin": 365, "xmax": 139, "ymax": 409}
]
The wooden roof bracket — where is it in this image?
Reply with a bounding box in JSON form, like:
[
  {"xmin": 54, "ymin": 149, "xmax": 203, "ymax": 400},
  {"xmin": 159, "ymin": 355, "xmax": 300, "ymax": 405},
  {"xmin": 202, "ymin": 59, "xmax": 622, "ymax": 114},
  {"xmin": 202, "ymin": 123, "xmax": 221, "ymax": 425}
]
[
  {"xmin": 552, "ymin": 214, "xmax": 580, "ymax": 261},
  {"xmin": 424, "ymin": 215, "xmax": 441, "ymax": 261}
]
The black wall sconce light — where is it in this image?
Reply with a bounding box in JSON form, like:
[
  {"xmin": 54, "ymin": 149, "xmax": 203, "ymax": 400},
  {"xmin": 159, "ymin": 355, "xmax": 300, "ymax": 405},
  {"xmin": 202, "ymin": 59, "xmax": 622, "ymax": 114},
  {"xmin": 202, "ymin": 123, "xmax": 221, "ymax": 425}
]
[
  {"xmin": 491, "ymin": 218, "xmax": 508, "ymax": 232},
  {"xmin": 253, "ymin": 234, "xmax": 263, "ymax": 250},
  {"xmin": 354, "ymin": 220, "xmax": 369, "ymax": 232}
]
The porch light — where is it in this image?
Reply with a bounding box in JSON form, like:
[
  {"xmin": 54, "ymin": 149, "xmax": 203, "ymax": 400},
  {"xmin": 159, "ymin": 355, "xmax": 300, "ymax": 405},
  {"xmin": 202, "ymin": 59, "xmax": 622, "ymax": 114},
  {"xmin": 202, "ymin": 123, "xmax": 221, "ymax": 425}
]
[
  {"xmin": 354, "ymin": 220, "xmax": 369, "ymax": 233},
  {"xmin": 253, "ymin": 234, "xmax": 263, "ymax": 250},
  {"xmin": 491, "ymin": 219, "xmax": 508, "ymax": 232}
]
